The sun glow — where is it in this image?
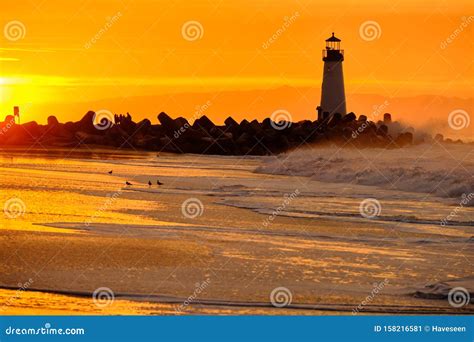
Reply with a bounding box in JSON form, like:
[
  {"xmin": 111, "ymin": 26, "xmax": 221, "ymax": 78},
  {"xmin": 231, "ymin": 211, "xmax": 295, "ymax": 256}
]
[{"xmin": 0, "ymin": 0, "xmax": 471, "ymax": 126}]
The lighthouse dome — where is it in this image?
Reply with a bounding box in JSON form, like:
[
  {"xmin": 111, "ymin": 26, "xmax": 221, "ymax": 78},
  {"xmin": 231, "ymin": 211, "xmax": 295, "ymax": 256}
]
[{"xmin": 326, "ymin": 32, "xmax": 341, "ymax": 42}]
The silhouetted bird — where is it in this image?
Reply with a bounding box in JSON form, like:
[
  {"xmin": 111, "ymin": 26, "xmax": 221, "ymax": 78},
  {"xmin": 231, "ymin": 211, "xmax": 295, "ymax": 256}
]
[
  {"xmin": 157, "ymin": 180, "xmax": 163, "ymax": 185},
  {"xmin": 125, "ymin": 181, "xmax": 132, "ymax": 186},
  {"xmin": 108, "ymin": 170, "xmax": 113, "ymax": 174},
  {"xmin": 148, "ymin": 180, "xmax": 152, "ymax": 187}
]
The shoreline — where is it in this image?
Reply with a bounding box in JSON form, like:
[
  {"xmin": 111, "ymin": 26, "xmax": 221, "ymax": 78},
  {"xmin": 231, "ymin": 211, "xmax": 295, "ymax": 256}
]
[{"xmin": 1, "ymin": 286, "xmax": 470, "ymax": 315}]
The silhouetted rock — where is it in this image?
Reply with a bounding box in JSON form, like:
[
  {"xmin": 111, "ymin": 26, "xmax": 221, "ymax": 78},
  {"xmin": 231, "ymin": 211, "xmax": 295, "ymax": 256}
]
[
  {"xmin": 193, "ymin": 115, "xmax": 215, "ymax": 133},
  {"xmin": 376, "ymin": 124, "xmax": 388, "ymax": 137},
  {"xmin": 224, "ymin": 116, "xmax": 241, "ymax": 138},
  {"xmin": 47, "ymin": 116, "xmax": 59, "ymax": 126},
  {"xmin": 383, "ymin": 113, "xmax": 392, "ymax": 123},
  {"xmin": 225, "ymin": 116, "xmax": 239, "ymax": 128},
  {"xmin": 343, "ymin": 112, "xmax": 356, "ymax": 122},
  {"xmin": 0, "ymin": 110, "xmax": 448, "ymax": 153},
  {"xmin": 395, "ymin": 132, "xmax": 413, "ymax": 147},
  {"xmin": 158, "ymin": 112, "xmax": 179, "ymax": 134}
]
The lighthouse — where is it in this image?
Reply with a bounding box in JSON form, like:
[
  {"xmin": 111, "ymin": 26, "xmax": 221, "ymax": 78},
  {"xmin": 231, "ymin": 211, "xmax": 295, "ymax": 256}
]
[{"xmin": 319, "ymin": 33, "xmax": 346, "ymax": 121}]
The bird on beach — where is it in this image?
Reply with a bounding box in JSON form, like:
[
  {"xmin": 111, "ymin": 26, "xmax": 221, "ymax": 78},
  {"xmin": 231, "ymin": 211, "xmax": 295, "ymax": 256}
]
[
  {"xmin": 157, "ymin": 180, "xmax": 163, "ymax": 185},
  {"xmin": 125, "ymin": 181, "xmax": 132, "ymax": 186},
  {"xmin": 108, "ymin": 170, "xmax": 113, "ymax": 174},
  {"xmin": 148, "ymin": 180, "xmax": 152, "ymax": 187}
]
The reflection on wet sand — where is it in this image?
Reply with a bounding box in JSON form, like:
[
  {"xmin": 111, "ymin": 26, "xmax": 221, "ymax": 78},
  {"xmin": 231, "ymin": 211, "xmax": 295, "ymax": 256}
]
[{"xmin": 0, "ymin": 148, "xmax": 472, "ymax": 314}]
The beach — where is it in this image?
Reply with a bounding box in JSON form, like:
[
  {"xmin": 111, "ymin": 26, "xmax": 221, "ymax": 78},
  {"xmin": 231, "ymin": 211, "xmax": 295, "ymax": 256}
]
[{"xmin": 0, "ymin": 145, "xmax": 472, "ymax": 315}]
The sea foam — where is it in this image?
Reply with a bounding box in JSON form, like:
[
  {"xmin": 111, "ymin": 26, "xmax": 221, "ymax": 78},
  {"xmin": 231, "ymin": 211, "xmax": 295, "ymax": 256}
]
[{"xmin": 256, "ymin": 144, "xmax": 474, "ymax": 201}]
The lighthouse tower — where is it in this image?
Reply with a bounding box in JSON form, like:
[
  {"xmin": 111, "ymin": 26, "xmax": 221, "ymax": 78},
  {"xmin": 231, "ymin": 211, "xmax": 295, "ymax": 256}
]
[{"xmin": 319, "ymin": 33, "xmax": 346, "ymax": 120}]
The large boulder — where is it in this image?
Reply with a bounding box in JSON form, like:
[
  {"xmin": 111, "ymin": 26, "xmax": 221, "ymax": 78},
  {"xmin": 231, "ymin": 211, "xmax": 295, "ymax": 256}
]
[
  {"xmin": 193, "ymin": 115, "xmax": 215, "ymax": 133},
  {"xmin": 343, "ymin": 112, "xmax": 356, "ymax": 122},
  {"xmin": 327, "ymin": 113, "xmax": 342, "ymax": 127},
  {"xmin": 158, "ymin": 112, "xmax": 179, "ymax": 133},
  {"xmin": 75, "ymin": 111, "xmax": 97, "ymax": 133},
  {"xmin": 47, "ymin": 115, "xmax": 59, "ymax": 126},
  {"xmin": 376, "ymin": 124, "xmax": 388, "ymax": 137},
  {"xmin": 434, "ymin": 134, "xmax": 444, "ymax": 143},
  {"xmin": 383, "ymin": 113, "xmax": 392, "ymax": 124},
  {"xmin": 395, "ymin": 132, "xmax": 413, "ymax": 147},
  {"xmin": 136, "ymin": 119, "xmax": 152, "ymax": 135},
  {"xmin": 224, "ymin": 116, "xmax": 240, "ymax": 138}
]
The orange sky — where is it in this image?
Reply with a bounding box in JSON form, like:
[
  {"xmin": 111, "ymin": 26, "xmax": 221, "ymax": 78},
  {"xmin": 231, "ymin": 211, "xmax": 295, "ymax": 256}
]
[{"xmin": 0, "ymin": 0, "xmax": 472, "ymax": 134}]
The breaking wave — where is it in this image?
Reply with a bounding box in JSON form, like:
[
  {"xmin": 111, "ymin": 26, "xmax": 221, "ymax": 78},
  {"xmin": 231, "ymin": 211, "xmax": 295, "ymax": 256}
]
[{"xmin": 256, "ymin": 144, "xmax": 474, "ymax": 201}]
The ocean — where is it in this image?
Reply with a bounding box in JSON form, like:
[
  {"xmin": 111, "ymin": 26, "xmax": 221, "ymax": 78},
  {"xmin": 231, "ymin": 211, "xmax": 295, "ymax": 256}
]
[{"xmin": 0, "ymin": 145, "xmax": 472, "ymax": 314}]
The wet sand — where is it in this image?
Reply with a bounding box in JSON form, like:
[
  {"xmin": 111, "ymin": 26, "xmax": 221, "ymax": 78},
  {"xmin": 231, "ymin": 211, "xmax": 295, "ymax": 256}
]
[{"xmin": 0, "ymin": 148, "xmax": 473, "ymax": 314}]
